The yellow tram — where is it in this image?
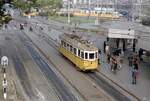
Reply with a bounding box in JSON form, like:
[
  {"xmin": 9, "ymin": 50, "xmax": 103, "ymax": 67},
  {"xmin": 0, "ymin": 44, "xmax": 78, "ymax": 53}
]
[{"xmin": 59, "ymin": 33, "xmax": 98, "ymax": 71}]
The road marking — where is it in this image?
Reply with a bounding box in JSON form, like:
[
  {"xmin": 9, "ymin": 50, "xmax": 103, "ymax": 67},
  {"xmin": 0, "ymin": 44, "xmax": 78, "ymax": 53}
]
[
  {"xmin": 143, "ymin": 97, "xmax": 147, "ymax": 101},
  {"xmin": 36, "ymin": 88, "xmax": 45, "ymax": 101}
]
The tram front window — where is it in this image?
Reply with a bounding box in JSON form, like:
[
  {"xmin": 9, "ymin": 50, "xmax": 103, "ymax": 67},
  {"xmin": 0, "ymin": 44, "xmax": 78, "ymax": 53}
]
[{"xmin": 89, "ymin": 53, "xmax": 94, "ymax": 59}]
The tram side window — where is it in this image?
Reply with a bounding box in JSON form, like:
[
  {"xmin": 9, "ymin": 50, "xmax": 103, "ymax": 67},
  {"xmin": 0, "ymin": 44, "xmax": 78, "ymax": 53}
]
[
  {"xmin": 64, "ymin": 42, "xmax": 66, "ymax": 47},
  {"xmin": 67, "ymin": 44, "xmax": 69, "ymax": 50},
  {"xmin": 78, "ymin": 49, "xmax": 80, "ymax": 57},
  {"xmin": 70, "ymin": 45, "xmax": 73, "ymax": 52},
  {"xmin": 61, "ymin": 40, "xmax": 63, "ymax": 46},
  {"xmin": 85, "ymin": 52, "xmax": 88, "ymax": 59},
  {"xmin": 81, "ymin": 51, "xmax": 84, "ymax": 59},
  {"xmin": 74, "ymin": 48, "xmax": 76, "ymax": 55},
  {"xmin": 89, "ymin": 53, "xmax": 94, "ymax": 59}
]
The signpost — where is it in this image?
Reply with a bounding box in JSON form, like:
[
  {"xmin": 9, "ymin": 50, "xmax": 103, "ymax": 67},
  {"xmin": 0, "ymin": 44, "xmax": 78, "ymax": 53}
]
[
  {"xmin": 1, "ymin": 56, "xmax": 8, "ymax": 66},
  {"xmin": 1, "ymin": 56, "xmax": 8, "ymax": 100}
]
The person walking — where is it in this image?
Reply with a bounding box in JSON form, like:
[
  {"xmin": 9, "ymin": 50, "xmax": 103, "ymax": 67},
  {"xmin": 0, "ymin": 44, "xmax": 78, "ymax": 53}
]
[
  {"xmin": 111, "ymin": 56, "xmax": 117, "ymax": 72},
  {"xmin": 117, "ymin": 55, "xmax": 122, "ymax": 69},
  {"xmin": 98, "ymin": 49, "xmax": 101, "ymax": 55},
  {"xmin": 29, "ymin": 26, "xmax": 33, "ymax": 31},
  {"xmin": 131, "ymin": 58, "xmax": 139, "ymax": 84},
  {"xmin": 103, "ymin": 41, "xmax": 106, "ymax": 53},
  {"xmin": 98, "ymin": 49, "xmax": 101, "ymax": 64},
  {"xmin": 114, "ymin": 59, "xmax": 118, "ymax": 72},
  {"xmin": 138, "ymin": 48, "xmax": 143, "ymax": 61},
  {"xmin": 107, "ymin": 54, "xmax": 111, "ymax": 64},
  {"xmin": 105, "ymin": 44, "xmax": 110, "ymax": 55},
  {"xmin": 128, "ymin": 55, "xmax": 133, "ymax": 67}
]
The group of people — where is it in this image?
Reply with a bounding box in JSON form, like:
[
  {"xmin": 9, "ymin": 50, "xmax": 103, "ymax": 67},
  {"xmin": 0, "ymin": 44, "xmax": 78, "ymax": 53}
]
[
  {"xmin": 107, "ymin": 53, "xmax": 122, "ymax": 72},
  {"xmin": 19, "ymin": 22, "xmax": 44, "ymax": 32},
  {"xmin": 103, "ymin": 41, "xmax": 122, "ymax": 72},
  {"xmin": 103, "ymin": 41, "xmax": 140, "ymax": 84}
]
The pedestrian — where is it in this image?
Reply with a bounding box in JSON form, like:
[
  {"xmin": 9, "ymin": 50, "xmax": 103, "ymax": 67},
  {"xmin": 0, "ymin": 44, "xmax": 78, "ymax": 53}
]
[
  {"xmin": 114, "ymin": 59, "xmax": 118, "ymax": 72},
  {"xmin": 107, "ymin": 54, "xmax": 111, "ymax": 64},
  {"xmin": 131, "ymin": 58, "xmax": 139, "ymax": 84},
  {"xmin": 138, "ymin": 48, "xmax": 143, "ymax": 61},
  {"xmin": 105, "ymin": 44, "xmax": 109, "ymax": 55},
  {"xmin": 5, "ymin": 25, "xmax": 7, "ymax": 29},
  {"xmin": 98, "ymin": 49, "xmax": 101, "ymax": 64},
  {"xmin": 111, "ymin": 56, "xmax": 117, "ymax": 72},
  {"xmin": 128, "ymin": 55, "xmax": 133, "ymax": 67},
  {"xmin": 133, "ymin": 39, "xmax": 136, "ymax": 52},
  {"xmin": 98, "ymin": 49, "xmax": 101, "ymax": 55},
  {"xmin": 103, "ymin": 41, "xmax": 106, "ymax": 53},
  {"xmin": 110, "ymin": 57, "xmax": 114, "ymax": 71},
  {"xmin": 133, "ymin": 44, "xmax": 135, "ymax": 52},
  {"xmin": 40, "ymin": 26, "xmax": 43, "ymax": 30},
  {"xmin": 29, "ymin": 26, "xmax": 33, "ymax": 31},
  {"xmin": 117, "ymin": 55, "xmax": 122, "ymax": 69}
]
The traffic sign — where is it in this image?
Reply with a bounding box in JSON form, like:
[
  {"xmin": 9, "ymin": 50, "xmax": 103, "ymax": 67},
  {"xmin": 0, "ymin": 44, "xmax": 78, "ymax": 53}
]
[{"xmin": 1, "ymin": 56, "xmax": 8, "ymax": 66}]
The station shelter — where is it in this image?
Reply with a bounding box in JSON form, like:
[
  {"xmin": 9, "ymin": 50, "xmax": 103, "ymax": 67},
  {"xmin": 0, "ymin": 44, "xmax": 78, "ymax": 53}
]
[{"xmin": 106, "ymin": 28, "xmax": 136, "ymax": 54}]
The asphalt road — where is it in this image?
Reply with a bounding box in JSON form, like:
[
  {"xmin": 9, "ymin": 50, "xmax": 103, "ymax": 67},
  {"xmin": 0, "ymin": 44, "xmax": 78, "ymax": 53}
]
[{"xmin": 18, "ymin": 32, "xmax": 78, "ymax": 101}]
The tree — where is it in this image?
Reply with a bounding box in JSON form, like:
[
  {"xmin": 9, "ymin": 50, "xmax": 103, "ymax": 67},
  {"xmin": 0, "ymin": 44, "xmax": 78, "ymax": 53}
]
[
  {"xmin": 0, "ymin": 0, "xmax": 4, "ymax": 9},
  {"xmin": 35, "ymin": 0, "xmax": 62, "ymax": 8},
  {"xmin": 13, "ymin": 0, "xmax": 31, "ymax": 10},
  {"xmin": 35, "ymin": 0, "xmax": 62, "ymax": 16},
  {"xmin": 0, "ymin": 2, "xmax": 12, "ymax": 24}
]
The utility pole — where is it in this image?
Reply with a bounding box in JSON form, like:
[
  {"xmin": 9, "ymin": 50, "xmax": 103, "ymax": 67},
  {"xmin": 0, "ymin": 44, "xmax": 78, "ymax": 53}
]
[
  {"xmin": 113, "ymin": 0, "xmax": 116, "ymax": 11},
  {"xmin": 138, "ymin": 0, "xmax": 142, "ymax": 22},
  {"xmin": 67, "ymin": 0, "xmax": 70, "ymax": 24},
  {"xmin": 88, "ymin": 0, "xmax": 91, "ymax": 8}
]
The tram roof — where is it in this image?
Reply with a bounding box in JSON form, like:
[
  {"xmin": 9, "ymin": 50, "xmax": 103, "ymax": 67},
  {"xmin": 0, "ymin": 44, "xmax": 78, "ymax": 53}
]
[{"xmin": 60, "ymin": 33, "xmax": 98, "ymax": 51}]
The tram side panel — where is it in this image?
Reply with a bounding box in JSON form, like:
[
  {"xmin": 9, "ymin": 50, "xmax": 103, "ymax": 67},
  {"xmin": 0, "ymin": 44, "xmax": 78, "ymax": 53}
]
[{"xmin": 59, "ymin": 46, "xmax": 98, "ymax": 71}]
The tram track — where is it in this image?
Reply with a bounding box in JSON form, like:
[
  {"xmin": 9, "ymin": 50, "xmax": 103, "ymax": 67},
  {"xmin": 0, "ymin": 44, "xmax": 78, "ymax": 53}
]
[
  {"xmin": 17, "ymin": 31, "xmax": 78, "ymax": 101},
  {"xmin": 87, "ymin": 72, "xmax": 131, "ymax": 101},
  {"xmin": 33, "ymin": 26, "xmax": 141, "ymax": 101}
]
